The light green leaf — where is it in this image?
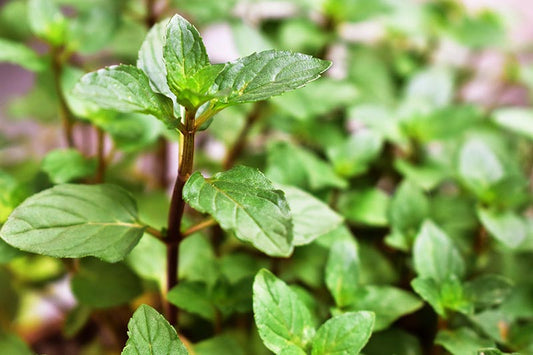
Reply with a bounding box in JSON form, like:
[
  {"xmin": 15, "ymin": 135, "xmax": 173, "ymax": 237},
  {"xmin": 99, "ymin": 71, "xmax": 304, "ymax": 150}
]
[
  {"xmin": 279, "ymin": 345, "xmax": 307, "ymax": 355},
  {"xmin": 28, "ymin": 0, "xmax": 67, "ymax": 46},
  {"xmin": 0, "ymin": 239, "xmax": 23, "ymax": 264},
  {"xmin": 211, "ymin": 50, "xmax": 330, "ymax": 107},
  {"xmin": 338, "ymin": 188, "xmax": 390, "ymax": 226},
  {"xmin": 405, "ymin": 67, "xmax": 454, "ymax": 108},
  {"xmin": 311, "ymin": 311, "xmax": 375, "ymax": 355},
  {"xmin": 71, "ymin": 258, "xmax": 142, "ymax": 308},
  {"xmin": 0, "ymin": 38, "xmax": 45, "ymax": 71},
  {"xmin": 477, "ymin": 208, "xmax": 527, "ymax": 249},
  {"xmin": 413, "ymin": 221, "xmax": 465, "ymax": 283},
  {"xmin": 326, "ymin": 238, "xmax": 360, "ymax": 308},
  {"xmin": 266, "ymin": 141, "xmax": 347, "ymax": 191},
  {"xmin": 138, "ymin": 20, "xmax": 174, "ymax": 99},
  {"xmin": 253, "ymin": 269, "xmax": 315, "ymax": 353},
  {"xmin": 123, "ymin": 304, "xmax": 188, "ymax": 355},
  {"xmin": 436, "ymin": 328, "xmax": 495, "ymax": 355},
  {"xmin": 167, "ymin": 281, "xmax": 215, "ymax": 321},
  {"xmin": 73, "ymin": 65, "xmax": 175, "ymax": 125},
  {"xmin": 183, "ymin": 166, "xmax": 293, "ymax": 257},
  {"xmin": 0, "ymin": 184, "xmax": 145, "ymax": 262},
  {"xmin": 280, "ymin": 185, "xmax": 343, "ymax": 246},
  {"xmin": 492, "ymin": 108, "xmax": 533, "ymax": 140},
  {"xmin": 345, "ymin": 286, "xmax": 423, "ymax": 331},
  {"xmin": 41, "ymin": 149, "xmax": 96, "ymax": 184},
  {"xmin": 458, "ymin": 139, "xmax": 504, "ymax": 197}
]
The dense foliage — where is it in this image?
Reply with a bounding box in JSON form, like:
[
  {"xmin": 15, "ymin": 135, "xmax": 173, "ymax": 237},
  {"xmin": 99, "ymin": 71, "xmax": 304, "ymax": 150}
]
[{"xmin": 1, "ymin": 0, "xmax": 533, "ymax": 354}]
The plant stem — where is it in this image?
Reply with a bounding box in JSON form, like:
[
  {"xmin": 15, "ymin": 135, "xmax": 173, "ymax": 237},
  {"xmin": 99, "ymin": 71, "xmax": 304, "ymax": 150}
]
[
  {"xmin": 144, "ymin": 225, "xmax": 164, "ymax": 239},
  {"xmin": 182, "ymin": 218, "xmax": 217, "ymax": 237},
  {"xmin": 51, "ymin": 46, "xmax": 76, "ymax": 148},
  {"xmin": 165, "ymin": 108, "xmax": 197, "ymax": 325},
  {"xmin": 95, "ymin": 126, "xmax": 106, "ymax": 183},
  {"xmin": 222, "ymin": 101, "xmax": 265, "ymax": 170}
]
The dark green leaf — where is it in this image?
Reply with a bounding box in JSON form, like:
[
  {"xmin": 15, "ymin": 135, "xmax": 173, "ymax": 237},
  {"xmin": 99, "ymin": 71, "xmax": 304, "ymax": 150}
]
[
  {"xmin": 464, "ymin": 274, "xmax": 513, "ymax": 310},
  {"xmin": 167, "ymin": 282, "xmax": 215, "ymax": 321},
  {"xmin": 41, "ymin": 149, "xmax": 97, "ymax": 184},
  {"xmin": 363, "ymin": 329, "xmax": 423, "ymax": 355},
  {"xmin": 123, "ymin": 304, "xmax": 188, "ymax": 355},
  {"xmin": 0, "ymin": 38, "xmax": 45, "ymax": 71},
  {"xmin": 326, "ymin": 238, "xmax": 360, "ymax": 308},
  {"xmin": 194, "ymin": 335, "xmax": 245, "ymax": 355},
  {"xmin": 71, "ymin": 258, "xmax": 142, "ymax": 308},
  {"xmin": 253, "ymin": 269, "xmax": 315, "ymax": 353},
  {"xmin": 211, "ymin": 50, "xmax": 330, "ymax": 107},
  {"xmin": 73, "ymin": 65, "xmax": 175, "ymax": 125},
  {"xmin": 280, "ymin": 185, "xmax": 343, "ymax": 246},
  {"xmin": 183, "ymin": 166, "xmax": 293, "ymax": 257},
  {"xmin": 0, "ymin": 184, "xmax": 144, "ymax": 262},
  {"xmin": 436, "ymin": 328, "xmax": 495, "ymax": 355},
  {"xmin": 311, "ymin": 311, "xmax": 375, "ymax": 355}
]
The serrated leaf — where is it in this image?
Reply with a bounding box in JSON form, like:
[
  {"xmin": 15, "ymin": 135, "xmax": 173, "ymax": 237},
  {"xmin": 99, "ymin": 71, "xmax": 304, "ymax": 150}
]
[
  {"xmin": 71, "ymin": 258, "xmax": 142, "ymax": 308},
  {"xmin": 280, "ymin": 185, "xmax": 343, "ymax": 246},
  {"xmin": 253, "ymin": 269, "xmax": 315, "ymax": 353},
  {"xmin": 211, "ymin": 50, "xmax": 330, "ymax": 107},
  {"xmin": 0, "ymin": 38, "xmax": 45, "ymax": 71},
  {"xmin": 436, "ymin": 328, "xmax": 495, "ymax": 355},
  {"xmin": 413, "ymin": 221, "xmax": 465, "ymax": 283},
  {"xmin": 345, "ymin": 286, "xmax": 423, "ymax": 331},
  {"xmin": 0, "ymin": 184, "xmax": 145, "ymax": 262},
  {"xmin": 41, "ymin": 149, "xmax": 96, "ymax": 184},
  {"xmin": 167, "ymin": 281, "xmax": 215, "ymax": 321},
  {"xmin": 122, "ymin": 304, "xmax": 188, "ymax": 355},
  {"xmin": 28, "ymin": 0, "xmax": 67, "ymax": 46},
  {"xmin": 477, "ymin": 208, "xmax": 527, "ymax": 249},
  {"xmin": 311, "ymin": 311, "xmax": 374, "ymax": 355},
  {"xmin": 326, "ymin": 238, "xmax": 360, "ymax": 308},
  {"xmin": 266, "ymin": 142, "xmax": 347, "ymax": 191},
  {"xmin": 73, "ymin": 65, "xmax": 175, "ymax": 125},
  {"xmin": 183, "ymin": 166, "xmax": 293, "ymax": 257}
]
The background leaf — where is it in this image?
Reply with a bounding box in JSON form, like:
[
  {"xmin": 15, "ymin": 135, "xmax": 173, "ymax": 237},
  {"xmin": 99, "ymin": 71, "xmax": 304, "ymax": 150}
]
[{"xmin": 41, "ymin": 149, "xmax": 97, "ymax": 184}]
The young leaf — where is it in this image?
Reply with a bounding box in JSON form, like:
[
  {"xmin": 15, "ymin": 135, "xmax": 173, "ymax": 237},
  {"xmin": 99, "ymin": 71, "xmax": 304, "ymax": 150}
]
[
  {"xmin": 73, "ymin": 65, "xmax": 175, "ymax": 125},
  {"xmin": 123, "ymin": 304, "xmax": 188, "ymax": 355},
  {"xmin": 211, "ymin": 50, "xmax": 331, "ymax": 107},
  {"xmin": 413, "ymin": 221, "xmax": 465, "ymax": 283},
  {"xmin": 71, "ymin": 258, "xmax": 142, "ymax": 308},
  {"xmin": 167, "ymin": 281, "xmax": 216, "ymax": 321},
  {"xmin": 0, "ymin": 184, "xmax": 145, "ymax": 262},
  {"xmin": 253, "ymin": 269, "xmax": 315, "ymax": 353},
  {"xmin": 0, "ymin": 38, "xmax": 45, "ymax": 71},
  {"xmin": 280, "ymin": 185, "xmax": 343, "ymax": 246},
  {"xmin": 41, "ymin": 149, "xmax": 97, "ymax": 184},
  {"xmin": 477, "ymin": 208, "xmax": 527, "ymax": 249},
  {"xmin": 311, "ymin": 311, "xmax": 375, "ymax": 355},
  {"xmin": 183, "ymin": 166, "xmax": 293, "ymax": 257},
  {"xmin": 28, "ymin": 0, "xmax": 67, "ymax": 46},
  {"xmin": 326, "ymin": 238, "xmax": 360, "ymax": 308},
  {"xmin": 346, "ymin": 286, "xmax": 423, "ymax": 331}
]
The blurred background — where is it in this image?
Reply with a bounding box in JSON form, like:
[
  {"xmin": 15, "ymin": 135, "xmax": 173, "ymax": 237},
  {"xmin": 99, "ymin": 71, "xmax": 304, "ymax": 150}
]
[{"xmin": 2, "ymin": 0, "xmax": 533, "ymax": 354}]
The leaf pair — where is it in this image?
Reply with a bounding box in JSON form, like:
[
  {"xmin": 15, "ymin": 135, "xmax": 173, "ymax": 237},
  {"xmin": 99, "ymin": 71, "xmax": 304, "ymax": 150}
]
[{"xmin": 74, "ymin": 14, "xmax": 330, "ymax": 128}]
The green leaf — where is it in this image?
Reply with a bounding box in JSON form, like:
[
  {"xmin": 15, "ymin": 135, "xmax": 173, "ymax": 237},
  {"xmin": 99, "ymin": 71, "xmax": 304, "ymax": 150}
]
[
  {"xmin": 0, "ymin": 38, "xmax": 45, "ymax": 71},
  {"xmin": 279, "ymin": 345, "xmax": 307, "ymax": 355},
  {"xmin": 211, "ymin": 50, "xmax": 331, "ymax": 107},
  {"xmin": 0, "ymin": 332, "xmax": 34, "ymax": 355},
  {"xmin": 311, "ymin": 311, "xmax": 375, "ymax": 355},
  {"xmin": 477, "ymin": 208, "xmax": 527, "ymax": 249},
  {"xmin": 0, "ymin": 239, "xmax": 23, "ymax": 264},
  {"xmin": 363, "ymin": 329, "xmax": 423, "ymax": 355},
  {"xmin": 492, "ymin": 108, "xmax": 533, "ymax": 140},
  {"xmin": 464, "ymin": 274, "xmax": 513, "ymax": 310},
  {"xmin": 123, "ymin": 304, "xmax": 188, "ymax": 355},
  {"xmin": 326, "ymin": 238, "xmax": 360, "ymax": 308},
  {"xmin": 0, "ymin": 269, "xmax": 19, "ymax": 324},
  {"xmin": 266, "ymin": 142, "xmax": 347, "ymax": 191},
  {"xmin": 126, "ymin": 233, "xmax": 166, "ymax": 286},
  {"xmin": 411, "ymin": 277, "xmax": 445, "ymax": 316},
  {"xmin": 0, "ymin": 184, "xmax": 145, "ymax": 262},
  {"xmin": 413, "ymin": 221, "xmax": 465, "ymax": 283},
  {"xmin": 41, "ymin": 149, "xmax": 97, "ymax": 184},
  {"xmin": 326, "ymin": 129, "xmax": 383, "ymax": 178},
  {"xmin": 404, "ymin": 67, "xmax": 454, "ymax": 108},
  {"xmin": 280, "ymin": 185, "xmax": 343, "ymax": 246},
  {"xmin": 388, "ymin": 180, "xmax": 429, "ymax": 243},
  {"xmin": 137, "ymin": 20, "xmax": 174, "ymax": 100},
  {"xmin": 28, "ymin": 0, "xmax": 67, "ymax": 46},
  {"xmin": 435, "ymin": 328, "xmax": 495, "ymax": 355},
  {"xmin": 194, "ymin": 335, "xmax": 245, "ymax": 355},
  {"xmin": 253, "ymin": 269, "xmax": 315, "ymax": 353},
  {"xmin": 345, "ymin": 286, "xmax": 423, "ymax": 331},
  {"xmin": 167, "ymin": 281, "xmax": 215, "ymax": 321},
  {"xmin": 458, "ymin": 139, "xmax": 504, "ymax": 197},
  {"xmin": 338, "ymin": 188, "xmax": 390, "ymax": 226},
  {"xmin": 73, "ymin": 65, "xmax": 175, "ymax": 125},
  {"xmin": 71, "ymin": 258, "xmax": 142, "ymax": 308},
  {"xmin": 183, "ymin": 166, "xmax": 293, "ymax": 257}
]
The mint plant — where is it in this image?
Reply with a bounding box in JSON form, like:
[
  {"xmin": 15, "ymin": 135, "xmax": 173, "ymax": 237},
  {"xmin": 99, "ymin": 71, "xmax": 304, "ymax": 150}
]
[{"xmin": 1, "ymin": 0, "xmax": 533, "ymax": 354}]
